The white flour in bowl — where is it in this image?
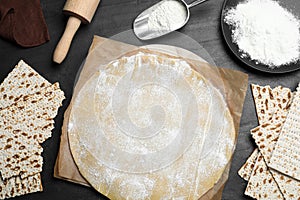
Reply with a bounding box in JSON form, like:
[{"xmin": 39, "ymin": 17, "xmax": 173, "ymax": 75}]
[{"xmin": 224, "ymin": 0, "xmax": 300, "ymax": 68}]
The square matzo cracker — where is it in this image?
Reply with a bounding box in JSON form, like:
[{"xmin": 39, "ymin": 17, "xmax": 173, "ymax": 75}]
[
  {"xmin": 245, "ymin": 154, "xmax": 284, "ymax": 199},
  {"xmin": 270, "ymin": 84, "xmax": 300, "ymax": 181},
  {"xmin": 0, "ymin": 83, "xmax": 64, "ymax": 179},
  {"xmin": 0, "ymin": 173, "xmax": 42, "ymax": 199},
  {"xmin": 0, "ymin": 60, "xmax": 51, "ymax": 110}
]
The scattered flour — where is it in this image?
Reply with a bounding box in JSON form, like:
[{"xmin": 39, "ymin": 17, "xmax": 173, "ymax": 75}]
[
  {"xmin": 224, "ymin": 0, "xmax": 300, "ymax": 68},
  {"xmin": 148, "ymin": 0, "xmax": 187, "ymax": 32}
]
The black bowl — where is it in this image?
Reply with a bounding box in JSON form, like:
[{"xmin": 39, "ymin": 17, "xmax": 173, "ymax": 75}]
[{"xmin": 220, "ymin": 0, "xmax": 300, "ymax": 73}]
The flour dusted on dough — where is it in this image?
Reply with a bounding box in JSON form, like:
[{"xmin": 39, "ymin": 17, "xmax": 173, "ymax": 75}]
[
  {"xmin": 224, "ymin": 0, "xmax": 300, "ymax": 67},
  {"xmin": 68, "ymin": 50, "xmax": 235, "ymax": 199}
]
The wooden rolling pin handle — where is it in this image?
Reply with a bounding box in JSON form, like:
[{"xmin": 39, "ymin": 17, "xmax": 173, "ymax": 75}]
[{"xmin": 53, "ymin": 16, "xmax": 81, "ymax": 64}]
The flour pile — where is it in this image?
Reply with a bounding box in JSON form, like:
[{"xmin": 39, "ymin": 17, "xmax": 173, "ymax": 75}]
[
  {"xmin": 224, "ymin": 0, "xmax": 300, "ymax": 68},
  {"xmin": 148, "ymin": 0, "xmax": 187, "ymax": 32}
]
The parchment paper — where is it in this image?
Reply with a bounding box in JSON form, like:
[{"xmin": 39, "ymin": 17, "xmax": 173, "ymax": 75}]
[{"xmin": 54, "ymin": 35, "xmax": 248, "ymax": 199}]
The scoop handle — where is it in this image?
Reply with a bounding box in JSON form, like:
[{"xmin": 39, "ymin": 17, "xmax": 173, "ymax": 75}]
[
  {"xmin": 53, "ymin": 16, "xmax": 81, "ymax": 64},
  {"xmin": 188, "ymin": 0, "xmax": 209, "ymax": 8}
]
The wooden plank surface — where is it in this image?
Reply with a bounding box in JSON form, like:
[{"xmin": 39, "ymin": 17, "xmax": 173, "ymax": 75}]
[{"xmin": 0, "ymin": 0, "xmax": 300, "ymax": 199}]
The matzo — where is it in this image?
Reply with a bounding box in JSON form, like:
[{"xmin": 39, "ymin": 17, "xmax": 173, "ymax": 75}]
[
  {"xmin": 251, "ymin": 84, "xmax": 292, "ymax": 124},
  {"xmin": 0, "ymin": 151, "xmax": 43, "ymax": 180},
  {"xmin": 0, "ymin": 60, "xmax": 51, "ymax": 110},
  {"xmin": 0, "ymin": 133, "xmax": 43, "ymax": 179},
  {"xmin": 238, "ymin": 148, "xmax": 259, "ymax": 181},
  {"xmin": 271, "ymin": 171, "xmax": 300, "ymax": 200},
  {"xmin": 251, "ymin": 112, "xmax": 287, "ymax": 164},
  {"xmin": 251, "ymin": 84, "xmax": 275, "ymax": 124},
  {"xmin": 0, "ymin": 173, "xmax": 42, "ymax": 199},
  {"xmin": 251, "ymin": 97, "xmax": 300, "ymax": 200},
  {"xmin": 251, "ymin": 117, "xmax": 300, "ymax": 200},
  {"xmin": 0, "ymin": 83, "xmax": 64, "ymax": 179},
  {"xmin": 0, "ymin": 83, "xmax": 64, "ymax": 144},
  {"xmin": 0, "ymin": 119, "xmax": 53, "ymax": 179},
  {"xmin": 238, "ymin": 85, "xmax": 292, "ymax": 181},
  {"xmin": 270, "ymin": 84, "xmax": 300, "ymax": 181},
  {"xmin": 245, "ymin": 154, "xmax": 284, "ymax": 199},
  {"xmin": 238, "ymin": 84, "xmax": 272, "ymax": 181},
  {"xmin": 0, "ymin": 60, "xmax": 64, "ymax": 198},
  {"xmin": 0, "ymin": 82, "xmax": 64, "ymax": 123}
]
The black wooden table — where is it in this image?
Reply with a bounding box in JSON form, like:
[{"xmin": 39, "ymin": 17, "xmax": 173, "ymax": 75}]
[{"xmin": 1, "ymin": 0, "xmax": 300, "ymax": 199}]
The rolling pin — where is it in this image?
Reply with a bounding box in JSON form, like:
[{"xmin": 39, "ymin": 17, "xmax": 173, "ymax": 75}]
[{"xmin": 53, "ymin": 0, "xmax": 100, "ymax": 64}]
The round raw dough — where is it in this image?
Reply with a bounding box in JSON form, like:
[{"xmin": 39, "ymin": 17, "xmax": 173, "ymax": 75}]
[{"xmin": 68, "ymin": 50, "xmax": 235, "ymax": 199}]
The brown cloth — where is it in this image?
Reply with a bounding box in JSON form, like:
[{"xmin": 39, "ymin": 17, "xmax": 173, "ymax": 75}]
[{"xmin": 0, "ymin": 0, "xmax": 50, "ymax": 47}]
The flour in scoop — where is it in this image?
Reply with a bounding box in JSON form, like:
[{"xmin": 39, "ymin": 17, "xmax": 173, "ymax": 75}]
[
  {"xmin": 148, "ymin": 0, "xmax": 187, "ymax": 32},
  {"xmin": 224, "ymin": 0, "xmax": 300, "ymax": 68}
]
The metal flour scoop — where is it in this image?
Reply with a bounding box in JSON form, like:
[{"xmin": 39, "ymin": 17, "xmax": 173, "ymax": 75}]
[{"xmin": 134, "ymin": 0, "xmax": 209, "ymax": 40}]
